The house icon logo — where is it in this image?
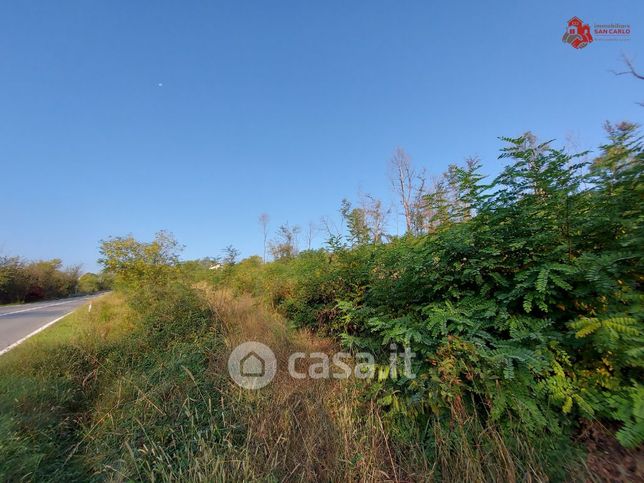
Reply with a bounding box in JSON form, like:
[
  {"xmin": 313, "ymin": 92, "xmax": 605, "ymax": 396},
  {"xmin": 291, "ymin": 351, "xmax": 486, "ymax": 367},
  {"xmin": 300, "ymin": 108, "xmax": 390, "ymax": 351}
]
[
  {"xmin": 228, "ymin": 341, "xmax": 276, "ymax": 389},
  {"xmin": 240, "ymin": 351, "xmax": 265, "ymax": 377},
  {"xmin": 562, "ymin": 17, "xmax": 593, "ymax": 49}
]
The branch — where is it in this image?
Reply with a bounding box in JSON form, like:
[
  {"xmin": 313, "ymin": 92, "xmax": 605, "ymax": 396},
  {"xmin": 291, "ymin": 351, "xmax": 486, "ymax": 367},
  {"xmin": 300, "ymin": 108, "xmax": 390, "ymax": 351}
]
[{"xmin": 611, "ymin": 54, "xmax": 644, "ymax": 80}]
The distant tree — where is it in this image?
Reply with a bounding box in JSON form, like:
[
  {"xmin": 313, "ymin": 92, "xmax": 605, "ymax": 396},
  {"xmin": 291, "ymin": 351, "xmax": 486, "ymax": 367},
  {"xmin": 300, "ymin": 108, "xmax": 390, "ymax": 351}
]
[
  {"xmin": 416, "ymin": 157, "xmax": 485, "ymax": 232},
  {"xmin": 0, "ymin": 256, "xmax": 28, "ymax": 303},
  {"xmin": 360, "ymin": 193, "xmax": 389, "ymax": 243},
  {"xmin": 340, "ymin": 195, "xmax": 389, "ymax": 245},
  {"xmin": 78, "ymin": 272, "xmax": 101, "ymax": 293},
  {"xmin": 269, "ymin": 223, "xmax": 300, "ymax": 260},
  {"xmin": 340, "ymin": 199, "xmax": 370, "ymax": 246},
  {"xmin": 420, "ymin": 177, "xmax": 450, "ymax": 232},
  {"xmin": 259, "ymin": 213, "xmax": 270, "ymax": 262},
  {"xmin": 97, "ymin": 271, "xmax": 114, "ymax": 290},
  {"xmin": 388, "ymin": 147, "xmax": 425, "ymax": 234},
  {"xmin": 0, "ymin": 256, "xmax": 80, "ymax": 303},
  {"xmin": 320, "ymin": 215, "xmax": 345, "ymax": 252},
  {"xmin": 222, "ymin": 245, "xmax": 241, "ymax": 265},
  {"xmin": 614, "ymin": 55, "xmax": 643, "ymax": 106},
  {"xmin": 99, "ymin": 230, "xmax": 182, "ymax": 287},
  {"xmin": 444, "ymin": 156, "xmax": 486, "ymax": 222},
  {"xmin": 23, "ymin": 259, "xmax": 79, "ymax": 301},
  {"xmin": 305, "ymin": 221, "xmax": 317, "ymax": 250}
]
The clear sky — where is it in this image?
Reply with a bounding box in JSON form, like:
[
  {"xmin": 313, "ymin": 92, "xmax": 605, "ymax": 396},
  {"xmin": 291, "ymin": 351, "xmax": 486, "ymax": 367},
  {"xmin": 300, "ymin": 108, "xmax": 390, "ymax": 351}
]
[{"xmin": 1, "ymin": 1, "xmax": 642, "ymax": 272}]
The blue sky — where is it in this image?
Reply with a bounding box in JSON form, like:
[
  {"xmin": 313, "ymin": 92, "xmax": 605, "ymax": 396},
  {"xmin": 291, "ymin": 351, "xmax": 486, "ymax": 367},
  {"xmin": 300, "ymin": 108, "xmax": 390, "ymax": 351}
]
[{"xmin": 1, "ymin": 1, "xmax": 642, "ymax": 272}]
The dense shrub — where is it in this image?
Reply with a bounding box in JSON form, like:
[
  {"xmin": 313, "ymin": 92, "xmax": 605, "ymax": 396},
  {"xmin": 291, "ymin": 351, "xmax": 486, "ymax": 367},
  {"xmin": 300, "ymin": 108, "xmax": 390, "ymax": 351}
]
[
  {"xmin": 213, "ymin": 123, "xmax": 643, "ymax": 454},
  {"xmin": 77, "ymin": 272, "xmax": 112, "ymax": 294},
  {"xmin": 0, "ymin": 257, "xmax": 81, "ymax": 303}
]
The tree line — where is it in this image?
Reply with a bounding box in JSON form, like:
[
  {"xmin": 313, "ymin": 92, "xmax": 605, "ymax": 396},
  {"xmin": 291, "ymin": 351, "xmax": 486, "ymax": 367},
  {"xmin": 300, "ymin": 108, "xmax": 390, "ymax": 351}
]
[{"xmin": 0, "ymin": 256, "xmax": 111, "ymax": 304}]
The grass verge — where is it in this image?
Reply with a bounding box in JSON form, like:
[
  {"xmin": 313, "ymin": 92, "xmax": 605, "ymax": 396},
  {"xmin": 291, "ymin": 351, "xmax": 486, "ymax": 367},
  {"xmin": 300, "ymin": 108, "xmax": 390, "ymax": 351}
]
[{"xmin": 0, "ymin": 287, "xmax": 597, "ymax": 481}]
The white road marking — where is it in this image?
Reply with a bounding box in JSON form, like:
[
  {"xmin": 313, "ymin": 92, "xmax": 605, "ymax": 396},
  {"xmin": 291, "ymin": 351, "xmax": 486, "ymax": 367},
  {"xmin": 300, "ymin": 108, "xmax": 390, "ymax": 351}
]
[
  {"xmin": 0, "ymin": 299, "xmax": 87, "ymax": 318},
  {"xmin": 0, "ymin": 310, "xmax": 76, "ymax": 356}
]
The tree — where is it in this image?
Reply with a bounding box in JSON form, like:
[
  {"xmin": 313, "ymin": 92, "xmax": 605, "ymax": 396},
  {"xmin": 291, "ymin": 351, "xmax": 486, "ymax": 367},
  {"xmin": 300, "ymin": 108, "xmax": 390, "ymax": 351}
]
[
  {"xmin": 340, "ymin": 195, "xmax": 389, "ymax": 245},
  {"xmin": 360, "ymin": 193, "xmax": 389, "ymax": 243},
  {"xmin": 0, "ymin": 256, "xmax": 80, "ymax": 303},
  {"xmin": 320, "ymin": 215, "xmax": 345, "ymax": 252},
  {"xmin": 340, "ymin": 199, "xmax": 370, "ymax": 246},
  {"xmin": 0, "ymin": 256, "xmax": 28, "ymax": 303},
  {"xmin": 269, "ymin": 223, "xmax": 300, "ymax": 260},
  {"xmin": 305, "ymin": 221, "xmax": 317, "ymax": 250},
  {"xmin": 78, "ymin": 272, "xmax": 101, "ymax": 293},
  {"xmin": 222, "ymin": 245, "xmax": 241, "ymax": 265},
  {"xmin": 479, "ymin": 132, "xmax": 588, "ymax": 277},
  {"xmin": 420, "ymin": 176, "xmax": 450, "ymax": 232},
  {"xmin": 388, "ymin": 147, "xmax": 425, "ymax": 234},
  {"xmin": 415, "ymin": 157, "xmax": 485, "ymax": 233},
  {"xmin": 99, "ymin": 230, "xmax": 182, "ymax": 287},
  {"xmin": 259, "ymin": 213, "xmax": 270, "ymax": 262},
  {"xmin": 583, "ymin": 121, "xmax": 643, "ymax": 250},
  {"xmin": 612, "ymin": 54, "xmax": 644, "ymax": 106},
  {"xmin": 446, "ymin": 156, "xmax": 486, "ymax": 222}
]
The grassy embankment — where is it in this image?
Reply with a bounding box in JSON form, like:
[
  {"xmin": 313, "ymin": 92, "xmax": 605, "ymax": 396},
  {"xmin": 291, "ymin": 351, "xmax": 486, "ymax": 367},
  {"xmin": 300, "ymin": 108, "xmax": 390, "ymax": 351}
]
[
  {"xmin": 0, "ymin": 287, "xmax": 435, "ymax": 481},
  {"xmin": 3, "ymin": 124, "xmax": 641, "ymax": 481},
  {"xmin": 0, "ymin": 285, "xmax": 564, "ymax": 482}
]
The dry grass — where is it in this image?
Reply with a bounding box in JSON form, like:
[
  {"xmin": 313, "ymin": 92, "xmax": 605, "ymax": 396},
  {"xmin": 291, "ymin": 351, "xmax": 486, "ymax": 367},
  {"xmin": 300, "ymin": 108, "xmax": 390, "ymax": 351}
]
[
  {"xmin": 196, "ymin": 284, "xmax": 430, "ymax": 482},
  {"xmin": 0, "ymin": 287, "xmax": 587, "ymax": 481},
  {"xmin": 195, "ymin": 285, "xmax": 594, "ymax": 483}
]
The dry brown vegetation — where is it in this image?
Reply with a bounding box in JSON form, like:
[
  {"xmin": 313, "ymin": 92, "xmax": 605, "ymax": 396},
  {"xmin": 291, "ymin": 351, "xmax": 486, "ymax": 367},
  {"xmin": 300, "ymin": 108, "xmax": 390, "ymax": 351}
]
[
  {"xmin": 198, "ymin": 284, "xmax": 430, "ymax": 482},
  {"xmin": 195, "ymin": 285, "xmax": 582, "ymax": 482}
]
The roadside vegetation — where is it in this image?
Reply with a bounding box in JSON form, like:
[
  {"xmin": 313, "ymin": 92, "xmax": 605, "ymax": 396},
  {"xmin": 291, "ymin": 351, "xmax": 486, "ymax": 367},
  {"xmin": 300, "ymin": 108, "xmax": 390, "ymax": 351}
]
[
  {"xmin": 0, "ymin": 122, "xmax": 641, "ymax": 481},
  {"xmin": 209, "ymin": 122, "xmax": 643, "ymax": 480},
  {"xmin": 0, "ymin": 257, "xmax": 110, "ymax": 304}
]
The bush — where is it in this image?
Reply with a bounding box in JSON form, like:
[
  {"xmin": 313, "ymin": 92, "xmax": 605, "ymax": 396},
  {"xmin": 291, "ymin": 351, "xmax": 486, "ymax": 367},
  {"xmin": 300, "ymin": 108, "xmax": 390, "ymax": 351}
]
[
  {"xmin": 212, "ymin": 124, "xmax": 644, "ymax": 458},
  {"xmin": 0, "ymin": 257, "xmax": 82, "ymax": 303}
]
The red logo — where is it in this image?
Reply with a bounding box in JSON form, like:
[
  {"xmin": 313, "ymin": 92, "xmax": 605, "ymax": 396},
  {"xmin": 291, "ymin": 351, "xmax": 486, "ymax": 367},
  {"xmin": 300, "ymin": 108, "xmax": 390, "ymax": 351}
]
[{"xmin": 562, "ymin": 17, "xmax": 593, "ymax": 49}]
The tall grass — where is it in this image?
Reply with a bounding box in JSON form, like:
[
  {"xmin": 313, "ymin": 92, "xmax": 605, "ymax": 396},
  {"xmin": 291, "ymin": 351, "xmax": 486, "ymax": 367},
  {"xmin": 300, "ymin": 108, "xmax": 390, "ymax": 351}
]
[
  {"xmin": 0, "ymin": 286, "xmax": 593, "ymax": 481},
  {"xmin": 193, "ymin": 285, "xmax": 587, "ymax": 482}
]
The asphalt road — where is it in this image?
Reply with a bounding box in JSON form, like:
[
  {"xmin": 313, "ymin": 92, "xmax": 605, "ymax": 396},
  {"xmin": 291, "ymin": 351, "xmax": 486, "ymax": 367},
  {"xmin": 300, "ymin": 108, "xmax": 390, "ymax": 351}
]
[{"xmin": 0, "ymin": 294, "xmax": 103, "ymax": 355}]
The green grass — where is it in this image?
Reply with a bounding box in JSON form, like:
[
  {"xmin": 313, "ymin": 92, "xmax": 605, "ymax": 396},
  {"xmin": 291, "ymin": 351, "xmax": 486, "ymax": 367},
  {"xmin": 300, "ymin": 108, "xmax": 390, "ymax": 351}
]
[
  {"xmin": 0, "ymin": 286, "xmax": 599, "ymax": 482},
  {"xmin": 1, "ymin": 304, "xmax": 95, "ymax": 364},
  {"xmin": 0, "ymin": 294, "xmax": 134, "ymax": 480},
  {"xmin": 0, "ymin": 287, "xmax": 426, "ymax": 481},
  {"xmin": 0, "ymin": 288, "xmax": 267, "ymax": 481}
]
